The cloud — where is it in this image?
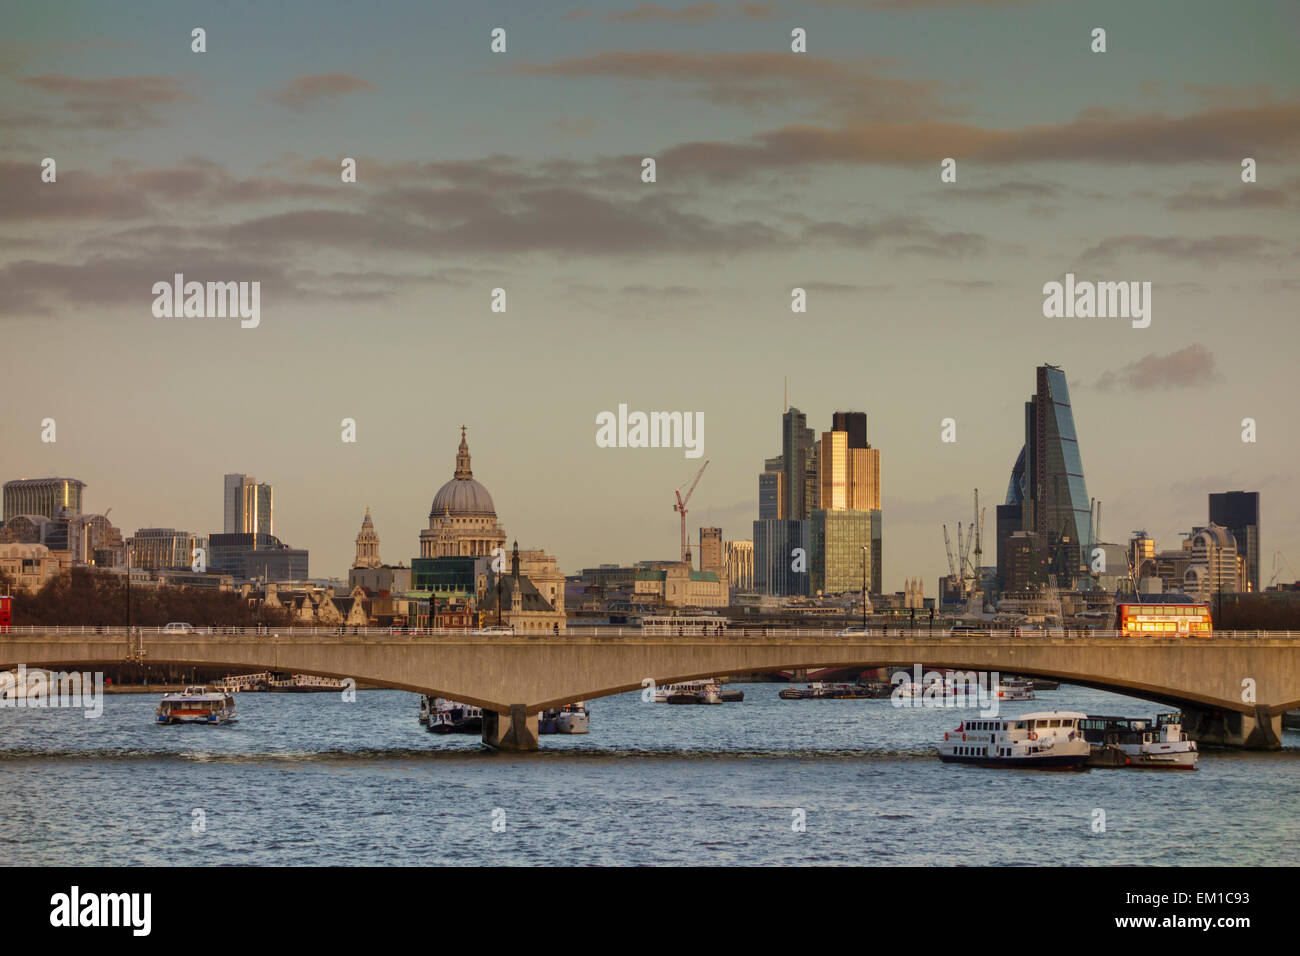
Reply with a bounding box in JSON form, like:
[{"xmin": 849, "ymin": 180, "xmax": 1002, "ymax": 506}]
[
  {"xmin": 653, "ymin": 102, "xmax": 1300, "ymax": 181},
  {"xmin": 510, "ymin": 51, "xmax": 954, "ymax": 121},
  {"xmin": 801, "ymin": 215, "xmax": 988, "ymax": 258},
  {"xmin": 1164, "ymin": 178, "xmax": 1296, "ymax": 212},
  {"xmin": 1094, "ymin": 344, "xmax": 1217, "ymax": 391},
  {"xmin": 1079, "ymin": 234, "xmax": 1283, "ymax": 266},
  {"xmin": 264, "ymin": 73, "xmax": 375, "ymax": 111},
  {"xmin": 17, "ymin": 74, "xmax": 194, "ymax": 129}
]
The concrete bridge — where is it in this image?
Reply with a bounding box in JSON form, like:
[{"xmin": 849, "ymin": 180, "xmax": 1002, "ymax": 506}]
[{"xmin": 3, "ymin": 627, "xmax": 1298, "ymax": 751}]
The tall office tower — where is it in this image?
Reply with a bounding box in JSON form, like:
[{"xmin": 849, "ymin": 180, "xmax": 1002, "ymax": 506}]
[
  {"xmin": 781, "ymin": 408, "xmax": 810, "ymax": 520},
  {"xmin": 224, "ymin": 474, "xmax": 274, "ymax": 535},
  {"xmin": 846, "ymin": 447, "xmax": 881, "ymax": 511},
  {"xmin": 995, "ymin": 501, "xmax": 1023, "ymax": 592},
  {"xmin": 819, "ymin": 431, "xmax": 848, "ymax": 510},
  {"xmin": 832, "ymin": 411, "xmax": 868, "ymax": 450},
  {"xmin": 753, "ymin": 518, "xmax": 810, "ymax": 597},
  {"xmin": 804, "ymin": 434, "xmax": 820, "ymax": 516},
  {"xmin": 699, "ymin": 527, "xmax": 724, "ymax": 576},
  {"xmin": 254, "ymin": 482, "xmax": 274, "ymax": 536},
  {"xmin": 224, "ymin": 474, "xmax": 255, "ymax": 533},
  {"xmin": 3, "ymin": 478, "xmax": 86, "ymax": 521},
  {"xmin": 1005, "ymin": 365, "xmax": 1093, "ymax": 585},
  {"xmin": 811, "ymin": 508, "xmax": 872, "ymax": 595},
  {"xmin": 870, "ymin": 509, "xmax": 882, "ymax": 594},
  {"xmin": 759, "ymin": 457, "xmax": 785, "ymax": 520},
  {"xmin": 1209, "ymin": 491, "xmax": 1260, "ymax": 592}
]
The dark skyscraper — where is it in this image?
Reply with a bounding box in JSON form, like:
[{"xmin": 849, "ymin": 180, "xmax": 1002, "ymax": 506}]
[
  {"xmin": 1002, "ymin": 365, "xmax": 1093, "ymax": 586},
  {"xmin": 1209, "ymin": 491, "xmax": 1260, "ymax": 592},
  {"xmin": 832, "ymin": 411, "xmax": 868, "ymax": 450},
  {"xmin": 782, "ymin": 407, "xmax": 813, "ymax": 521}
]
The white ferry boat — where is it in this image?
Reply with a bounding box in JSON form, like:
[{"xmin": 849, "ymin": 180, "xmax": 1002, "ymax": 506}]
[
  {"xmin": 427, "ymin": 698, "xmax": 483, "ymax": 734},
  {"xmin": 1081, "ymin": 713, "xmax": 1199, "ymax": 770},
  {"xmin": 155, "ymin": 686, "xmax": 237, "ymax": 725},
  {"xmin": 995, "ymin": 678, "xmax": 1036, "ymax": 702},
  {"xmin": 655, "ymin": 679, "xmax": 722, "ymax": 704},
  {"xmin": 555, "ymin": 701, "xmax": 590, "ymax": 734},
  {"xmin": 938, "ymin": 710, "xmax": 1090, "ymax": 769}
]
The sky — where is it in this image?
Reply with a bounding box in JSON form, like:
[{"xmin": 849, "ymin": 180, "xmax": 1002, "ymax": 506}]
[{"xmin": 2, "ymin": 0, "xmax": 1298, "ymax": 589}]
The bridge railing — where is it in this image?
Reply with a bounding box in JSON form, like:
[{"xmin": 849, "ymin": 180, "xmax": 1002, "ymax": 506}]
[{"xmin": 1, "ymin": 625, "xmax": 1298, "ymax": 640}]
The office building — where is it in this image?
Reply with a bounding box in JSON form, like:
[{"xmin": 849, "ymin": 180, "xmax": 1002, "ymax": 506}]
[
  {"xmin": 810, "ymin": 508, "xmax": 873, "ymax": 595},
  {"xmin": 3, "ymin": 478, "xmax": 86, "ymax": 522},
  {"xmin": 208, "ymin": 532, "xmax": 307, "ymax": 581},
  {"xmin": 1001, "ymin": 365, "xmax": 1093, "ymax": 587},
  {"xmin": 725, "ymin": 539, "xmax": 754, "ymax": 592},
  {"xmin": 831, "ymin": 411, "xmax": 867, "ymax": 451},
  {"xmin": 224, "ymin": 474, "xmax": 274, "ymax": 535},
  {"xmin": 129, "ymin": 528, "xmax": 206, "ymax": 571},
  {"xmin": 753, "ymin": 518, "xmax": 809, "ymax": 597},
  {"xmin": 1209, "ymin": 492, "xmax": 1260, "ymax": 592}
]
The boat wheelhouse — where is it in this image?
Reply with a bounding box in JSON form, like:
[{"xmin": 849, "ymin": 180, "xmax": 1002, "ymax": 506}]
[
  {"xmin": 555, "ymin": 702, "xmax": 590, "ymax": 734},
  {"xmin": 155, "ymin": 686, "xmax": 237, "ymax": 725},
  {"xmin": 1080, "ymin": 712, "xmax": 1198, "ymax": 769},
  {"xmin": 937, "ymin": 710, "xmax": 1089, "ymax": 769},
  {"xmin": 426, "ymin": 698, "xmax": 483, "ymax": 734},
  {"xmin": 655, "ymin": 679, "xmax": 722, "ymax": 704}
]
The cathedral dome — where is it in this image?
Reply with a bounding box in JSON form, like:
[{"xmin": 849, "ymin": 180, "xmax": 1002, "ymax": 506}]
[
  {"xmin": 429, "ymin": 427, "xmax": 497, "ymax": 517},
  {"xmin": 431, "ymin": 477, "xmax": 496, "ymax": 516}
]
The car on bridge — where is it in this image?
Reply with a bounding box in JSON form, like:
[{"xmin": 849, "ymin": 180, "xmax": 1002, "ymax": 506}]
[
  {"xmin": 472, "ymin": 624, "xmax": 516, "ymax": 636},
  {"xmin": 163, "ymin": 622, "xmax": 195, "ymax": 635}
]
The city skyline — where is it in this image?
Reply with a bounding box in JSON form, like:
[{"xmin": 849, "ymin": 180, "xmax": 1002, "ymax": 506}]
[{"xmin": 2, "ymin": 1, "xmax": 1297, "ymax": 588}]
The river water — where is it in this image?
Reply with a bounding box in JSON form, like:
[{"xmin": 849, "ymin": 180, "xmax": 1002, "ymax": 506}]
[{"xmin": 2, "ymin": 684, "xmax": 1296, "ymax": 866}]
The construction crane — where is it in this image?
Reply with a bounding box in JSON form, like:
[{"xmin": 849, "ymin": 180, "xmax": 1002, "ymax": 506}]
[
  {"xmin": 673, "ymin": 460, "xmax": 709, "ymax": 566},
  {"xmin": 942, "ymin": 525, "xmax": 958, "ymax": 580},
  {"xmin": 1268, "ymin": 551, "xmax": 1296, "ymax": 589}
]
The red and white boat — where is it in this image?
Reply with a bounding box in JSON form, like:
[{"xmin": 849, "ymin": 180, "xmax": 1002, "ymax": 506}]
[{"xmin": 155, "ymin": 686, "xmax": 237, "ymax": 725}]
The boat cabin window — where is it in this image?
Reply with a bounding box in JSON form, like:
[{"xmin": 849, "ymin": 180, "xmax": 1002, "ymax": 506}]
[{"xmin": 1013, "ymin": 721, "xmax": 1026, "ymax": 730}]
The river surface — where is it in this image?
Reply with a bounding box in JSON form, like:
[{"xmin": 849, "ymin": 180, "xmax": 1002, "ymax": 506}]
[{"xmin": 2, "ymin": 684, "xmax": 1297, "ymax": 866}]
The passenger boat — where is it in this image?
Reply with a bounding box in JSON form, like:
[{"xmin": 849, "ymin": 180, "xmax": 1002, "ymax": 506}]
[
  {"xmin": 1081, "ymin": 713, "xmax": 1198, "ymax": 769},
  {"xmin": 538, "ymin": 708, "xmax": 560, "ymax": 734},
  {"xmin": 937, "ymin": 710, "xmax": 1090, "ymax": 769},
  {"xmin": 426, "ymin": 698, "xmax": 483, "ymax": 734},
  {"xmin": 656, "ymin": 680, "xmax": 722, "ymax": 704},
  {"xmin": 995, "ymin": 678, "xmax": 1036, "ymax": 701},
  {"xmin": 780, "ymin": 680, "xmax": 892, "ymax": 700},
  {"xmin": 555, "ymin": 702, "xmax": 590, "ymax": 734},
  {"xmin": 155, "ymin": 686, "xmax": 237, "ymax": 725}
]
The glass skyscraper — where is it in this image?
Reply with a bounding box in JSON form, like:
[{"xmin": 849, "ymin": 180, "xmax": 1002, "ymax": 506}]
[
  {"xmin": 1209, "ymin": 491, "xmax": 1260, "ymax": 592},
  {"xmin": 1001, "ymin": 365, "xmax": 1093, "ymax": 587}
]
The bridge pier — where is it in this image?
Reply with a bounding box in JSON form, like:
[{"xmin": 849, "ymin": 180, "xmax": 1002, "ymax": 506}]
[
  {"xmin": 1183, "ymin": 705, "xmax": 1283, "ymax": 750},
  {"xmin": 481, "ymin": 705, "xmax": 538, "ymax": 752}
]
